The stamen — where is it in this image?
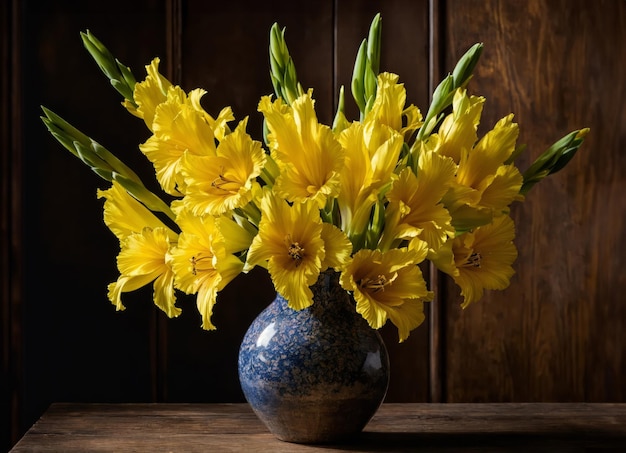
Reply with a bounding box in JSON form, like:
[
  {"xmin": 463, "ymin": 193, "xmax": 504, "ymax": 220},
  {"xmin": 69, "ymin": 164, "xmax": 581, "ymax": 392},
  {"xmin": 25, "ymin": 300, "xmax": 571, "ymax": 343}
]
[
  {"xmin": 210, "ymin": 166, "xmax": 239, "ymax": 193},
  {"xmin": 285, "ymin": 234, "xmax": 305, "ymax": 267},
  {"xmin": 189, "ymin": 254, "xmax": 213, "ymax": 275},
  {"xmin": 463, "ymin": 252, "xmax": 482, "ymax": 268},
  {"xmin": 359, "ymin": 274, "xmax": 394, "ymax": 293}
]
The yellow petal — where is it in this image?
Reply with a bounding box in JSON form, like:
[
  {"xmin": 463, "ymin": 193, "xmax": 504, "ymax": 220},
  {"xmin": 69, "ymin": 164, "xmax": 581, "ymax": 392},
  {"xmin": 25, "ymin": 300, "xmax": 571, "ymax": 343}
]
[
  {"xmin": 132, "ymin": 57, "xmax": 172, "ymax": 129},
  {"xmin": 320, "ymin": 223, "xmax": 352, "ymax": 271},
  {"xmin": 97, "ymin": 181, "xmax": 177, "ymax": 242}
]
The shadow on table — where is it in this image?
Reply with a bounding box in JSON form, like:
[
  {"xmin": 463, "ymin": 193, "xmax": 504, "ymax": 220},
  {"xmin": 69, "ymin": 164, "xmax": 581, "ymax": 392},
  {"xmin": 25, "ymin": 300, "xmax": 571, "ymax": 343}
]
[{"xmin": 314, "ymin": 431, "xmax": 626, "ymax": 453}]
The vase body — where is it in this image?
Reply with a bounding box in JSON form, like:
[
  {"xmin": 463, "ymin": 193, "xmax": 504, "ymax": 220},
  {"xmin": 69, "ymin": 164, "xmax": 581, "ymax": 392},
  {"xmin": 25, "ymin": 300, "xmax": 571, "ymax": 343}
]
[{"xmin": 238, "ymin": 270, "xmax": 390, "ymax": 444}]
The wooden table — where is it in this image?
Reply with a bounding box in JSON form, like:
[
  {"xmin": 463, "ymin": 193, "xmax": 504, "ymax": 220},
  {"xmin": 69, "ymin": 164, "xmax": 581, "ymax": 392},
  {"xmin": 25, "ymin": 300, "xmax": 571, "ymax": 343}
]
[{"xmin": 10, "ymin": 403, "xmax": 626, "ymax": 452}]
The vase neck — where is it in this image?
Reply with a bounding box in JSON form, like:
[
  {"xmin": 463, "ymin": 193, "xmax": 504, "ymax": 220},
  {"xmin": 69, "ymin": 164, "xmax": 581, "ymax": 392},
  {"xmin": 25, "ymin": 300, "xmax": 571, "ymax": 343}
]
[{"xmin": 308, "ymin": 270, "xmax": 353, "ymax": 310}]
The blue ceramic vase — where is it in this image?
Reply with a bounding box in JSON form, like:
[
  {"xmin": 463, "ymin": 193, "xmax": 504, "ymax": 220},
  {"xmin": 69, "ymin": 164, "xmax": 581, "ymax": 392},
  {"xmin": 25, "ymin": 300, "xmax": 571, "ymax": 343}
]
[{"xmin": 238, "ymin": 270, "xmax": 390, "ymax": 444}]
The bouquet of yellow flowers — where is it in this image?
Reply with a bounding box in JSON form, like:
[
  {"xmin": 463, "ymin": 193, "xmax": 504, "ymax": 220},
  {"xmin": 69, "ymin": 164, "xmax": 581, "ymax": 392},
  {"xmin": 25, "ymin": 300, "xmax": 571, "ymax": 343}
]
[{"xmin": 41, "ymin": 14, "xmax": 587, "ymax": 342}]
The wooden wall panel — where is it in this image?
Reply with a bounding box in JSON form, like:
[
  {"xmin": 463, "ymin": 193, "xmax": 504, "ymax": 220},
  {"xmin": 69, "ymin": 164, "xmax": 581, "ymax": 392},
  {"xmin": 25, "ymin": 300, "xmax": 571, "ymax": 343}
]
[
  {"xmin": 18, "ymin": 0, "xmax": 168, "ymax": 442},
  {"xmin": 335, "ymin": 0, "xmax": 432, "ymax": 402},
  {"xmin": 1, "ymin": 1, "xmax": 20, "ymax": 450},
  {"xmin": 441, "ymin": 0, "xmax": 626, "ymax": 402}
]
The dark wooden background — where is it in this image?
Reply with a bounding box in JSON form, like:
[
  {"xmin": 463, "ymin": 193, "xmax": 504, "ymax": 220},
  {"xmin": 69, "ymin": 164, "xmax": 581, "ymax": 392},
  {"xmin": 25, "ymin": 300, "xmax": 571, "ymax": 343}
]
[{"xmin": 2, "ymin": 0, "xmax": 625, "ymax": 450}]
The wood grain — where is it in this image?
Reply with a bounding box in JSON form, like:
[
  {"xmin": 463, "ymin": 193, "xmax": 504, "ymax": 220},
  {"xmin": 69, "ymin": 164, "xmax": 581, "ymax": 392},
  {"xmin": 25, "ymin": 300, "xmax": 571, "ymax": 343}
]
[
  {"xmin": 11, "ymin": 403, "xmax": 626, "ymax": 452},
  {"xmin": 442, "ymin": 0, "xmax": 626, "ymax": 402}
]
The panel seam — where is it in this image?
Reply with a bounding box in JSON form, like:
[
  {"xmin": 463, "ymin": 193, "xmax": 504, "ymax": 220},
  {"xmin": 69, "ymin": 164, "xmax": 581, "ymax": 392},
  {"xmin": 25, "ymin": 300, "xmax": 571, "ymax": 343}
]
[{"xmin": 427, "ymin": 0, "xmax": 447, "ymax": 404}]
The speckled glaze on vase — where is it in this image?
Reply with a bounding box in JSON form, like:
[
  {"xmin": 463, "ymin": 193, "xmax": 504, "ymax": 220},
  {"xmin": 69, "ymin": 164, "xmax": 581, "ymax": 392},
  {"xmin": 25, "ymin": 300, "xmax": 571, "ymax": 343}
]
[{"xmin": 238, "ymin": 270, "xmax": 390, "ymax": 444}]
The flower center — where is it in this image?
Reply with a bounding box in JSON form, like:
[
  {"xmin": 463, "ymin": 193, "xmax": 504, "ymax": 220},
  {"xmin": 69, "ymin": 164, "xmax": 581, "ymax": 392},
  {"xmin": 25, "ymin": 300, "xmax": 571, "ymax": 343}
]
[
  {"xmin": 211, "ymin": 167, "xmax": 240, "ymax": 194},
  {"xmin": 285, "ymin": 235, "xmax": 305, "ymax": 267},
  {"xmin": 189, "ymin": 253, "xmax": 214, "ymax": 275},
  {"xmin": 359, "ymin": 273, "xmax": 396, "ymax": 293},
  {"xmin": 462, "ymin": 252, "xmax": 482, "ymax": 268}
]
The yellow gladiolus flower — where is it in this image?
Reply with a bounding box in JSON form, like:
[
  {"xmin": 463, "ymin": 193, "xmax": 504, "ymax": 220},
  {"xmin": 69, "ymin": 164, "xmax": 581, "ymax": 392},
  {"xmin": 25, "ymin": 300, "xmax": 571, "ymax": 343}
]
[
  {"xmin": 455, "ymin": 114, "xmax": 523, "ymax": 211},
  {"xmin": 336, "ymin": 122, "xmax": 374, "ymax": 234},
  {"xmin": 435, "ymin": 89, "xmax": 485, "ymax": 163},
  {"xmin": 98, "ymin": 181, "xmax": 179, "ymax": 316},
  {"xmin": 108, "ymin": 226, "xmax": 179, "ymax": 318},
  {"xmin": 337, "ymin": 121, "xmax": 403, "ymax": 247},
  {"xmin": 140, "ymin": 98, "xmax": 219, "ymax": 195},
  {"xmin": 383, "ymin": 150, "xmax": 456, "ymax": 253},
  {"xmin": 246, "ymin": 191, "xmax": 325, "ymax": 310},
  {"xmin": 340, "ymin": 247, "xmax": 433, "ymax": 342},
  {"xmin": 178, "ymin": 118, "xmax": 266, "ymax": 216},
  {"xmin": 442, "ymin": 117, "xmax": 523, "ymax": 232},
  {"xmin": 429, "ymin": 90, "xmax": 523, "ymax": 231},
  {"xmin": 169, "ymin": 210, "xmax": 247, "ymax": 330},
  {"xmin": 431, "ymin": 215, "xmax": 518, "ymax": 308},
  {"xmin": 366, "ymin": 73, "xmax": 406, "ymax": 132},
  {"xmin": 259, "ymin": 92, "xmax": 344, "ymax": 208},
  {"xmin": 186, "ymin": 89, "xmax": 235, "ymax": 142},
  {"xmin": 126, "ymin": 57, "xmax": 174, "ymax": 128},
  {"xmin": 365, "ymin": 72, "xmax": 423, "ymax": 140},
  {"xmin": 129, "ymin": 58, "xmax": 235, "ymax": 138}
]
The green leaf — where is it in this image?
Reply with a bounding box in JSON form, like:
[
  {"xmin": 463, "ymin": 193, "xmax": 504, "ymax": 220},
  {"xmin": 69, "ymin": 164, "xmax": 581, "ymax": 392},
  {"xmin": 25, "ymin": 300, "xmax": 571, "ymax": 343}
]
[
  {"xmin": 366, "ymin": 13, "xmax": 382, "ymax": 76},
  {"xmin": 268, "ymin": 23, "xmax": 303, "ymax": 104},
  {"xmin": 520, "ymin": 128, "xmax": 589, "ymax": 195},
  {"xmin": 41, "ymin": 106, "xmax": 93, "ymax": 147},
  {"xmin": 41, "ymin": 106, "xmax": 146, "ymax": 186},
  {"xmin": 365, "ymin": 199, "xmax": 386, "ymax": 250},
  {"xmin": 416, "ymin": 75, "xmax": 454, "ymax": 140},
  {"xmin": 452, "ymin": 43, "xmax": 483, "ymax": 88},
  {"xmin": 41, "ymin": 118, "xmax": 80, "ymax": 158},
  {"xmin": 80, "ymin": 30, "xmax": 137, "ymax": 107},
  {"xmin": 90, "ymin": 141, "xmax": 143, "ymax": 185},
  {"xmin": 92, "ymin": 167, "xmax": 114, "ymax": 181},
  {"xmin": 351, "ymin": 14, "xmax": 383, "ymax": 120},
  {"xmin": 41, "ymin": 106, "xmax": 172, "ymax": 222},
  {"xmin": 351, "ymin": 39, "xmax": 368, "ymax": 114},
  {"xmin": 73, "ymin": 140, "xmax": 112, "ymax": 175}
]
